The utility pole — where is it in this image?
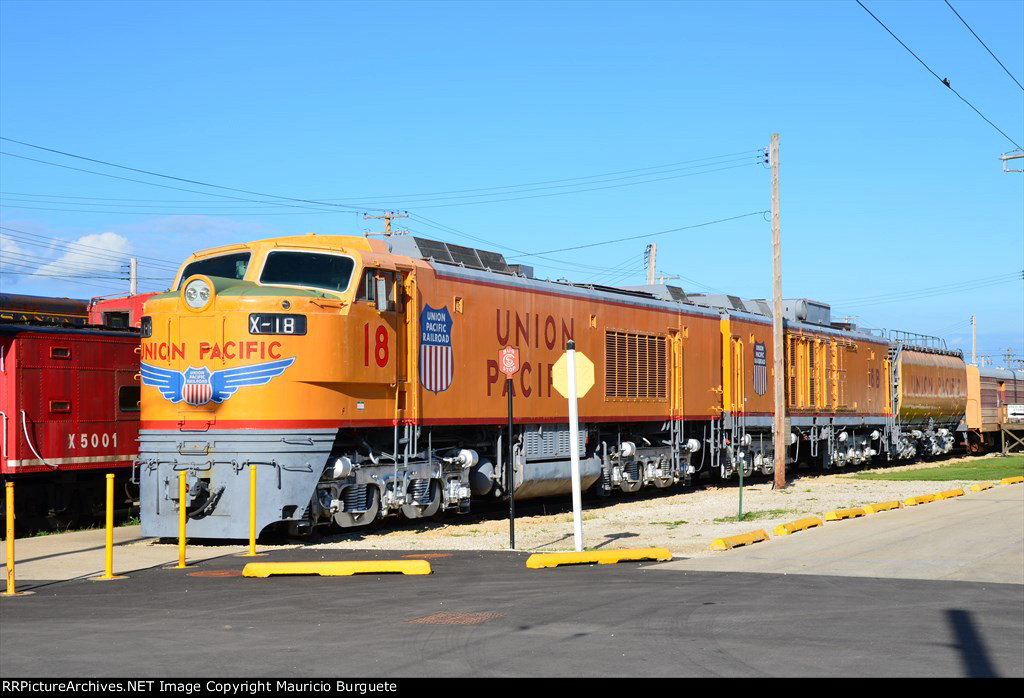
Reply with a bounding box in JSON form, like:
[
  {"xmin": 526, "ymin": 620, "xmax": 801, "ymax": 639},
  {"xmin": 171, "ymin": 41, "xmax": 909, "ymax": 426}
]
[
  {"xmin": 645, "ymin": 243, "xmax": 657, "ymax": 285},
  {"xmin": 771, "ymin": 133, "xmax": 786, "ymax": 490},
  {"xmin": 364, "ymin": 211, "xmax": 409, "ymax": 236},
  {"xmin": 972, "ymin": 315, "xmax": 976, "ymax": 365},
  {"xmin": 130, "ymin": 257, "xmax": 137, "ymax": 296},
  {"xmin": 1000, "ymin": 151, "xmax": 1023, "ymax": 173}
]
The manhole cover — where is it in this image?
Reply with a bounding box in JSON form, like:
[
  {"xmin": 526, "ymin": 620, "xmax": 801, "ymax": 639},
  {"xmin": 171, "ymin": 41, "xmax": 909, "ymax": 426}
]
[
  {"xmin": 401, "ymin": 553, "xmax": 451, "ymax": 559},
  {"xmin": 187, "ymin": 569, "xmax": 244, "ymax": 577},
  {"xmin": 407, "ymin": 611, "xmax": 505, "ymax": 625}
]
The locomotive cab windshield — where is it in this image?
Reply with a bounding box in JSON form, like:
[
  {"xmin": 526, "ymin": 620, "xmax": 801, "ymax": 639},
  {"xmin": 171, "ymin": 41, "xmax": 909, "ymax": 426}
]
[
  {"xmin": 176, "ymin": 251, "xmax": 250, "ymax": 289},
  {"xmin": 258, "ymin": 250, "xmax": 356, "ymax": 294}
]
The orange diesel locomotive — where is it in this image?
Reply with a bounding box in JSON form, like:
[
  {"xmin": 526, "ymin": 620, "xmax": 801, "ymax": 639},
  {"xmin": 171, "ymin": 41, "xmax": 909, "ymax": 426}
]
[{"xmin": 137, "ymin": 234, "xmax": 966, "ymax": 539}]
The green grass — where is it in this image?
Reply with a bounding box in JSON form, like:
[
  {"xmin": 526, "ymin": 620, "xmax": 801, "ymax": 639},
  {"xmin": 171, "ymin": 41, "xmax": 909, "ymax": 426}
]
[
  {"xmin": 852, "ymin": 456, "xmax": 1024, "ymax": 482},
  {"xmin": 713, "ymin": 508, "xmax": 793, "ymax": 523},
  {"xmin": 652, "ymin": 520, "xmax": 689, "ymax": 529}
]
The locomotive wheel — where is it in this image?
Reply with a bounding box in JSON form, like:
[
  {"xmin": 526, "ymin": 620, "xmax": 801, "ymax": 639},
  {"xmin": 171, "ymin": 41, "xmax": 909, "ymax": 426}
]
[
  {"xmin": 334, "ymin": 487, "xmax": 380, "ymax": 529},
  {"xmin": 619, "ymin": 477, "xmax": 642, "ymax": 493},
  {"xmin": 401, "ymin": 480, "xmax": 442, "ymax": 519}
]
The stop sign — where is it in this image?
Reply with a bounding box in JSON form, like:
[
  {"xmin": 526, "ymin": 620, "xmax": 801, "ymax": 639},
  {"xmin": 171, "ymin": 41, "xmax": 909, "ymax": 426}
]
[{"xmin": 499, "ymin": 346, "xmax": 520, "ymax": 377}]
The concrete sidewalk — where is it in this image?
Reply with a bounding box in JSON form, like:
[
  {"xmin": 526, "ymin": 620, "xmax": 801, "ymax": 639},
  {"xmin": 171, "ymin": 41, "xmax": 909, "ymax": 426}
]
[
  {"xmin": 1, "ymin": 526, "xmax": 254, "ymax": 588},
  {"xmin": 657, "ymin": 483, "xmax": 1024, "ymax": 584}
]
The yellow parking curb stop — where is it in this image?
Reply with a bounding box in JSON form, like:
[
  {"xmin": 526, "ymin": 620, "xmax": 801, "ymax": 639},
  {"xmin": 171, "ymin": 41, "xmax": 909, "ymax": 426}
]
[
  {"xmin": 773, "ymin": 517, "xmax": 823, "ymax": 535},
  {"xmin": 969, "ymin": 482, "xmax": 994, "ymax": 491},
  {"xmin": 1000, "ymin": 476, "xmax": 1024, "ymax": 485},
  {"xmin": 710, "ymin": 530, "xmax": 769, "ymax": 551},
  {"xmin": 934, "ymin": 488, "xmax": 965, "ymax": 500},
  {"xmin": 863, "ymin": 500, "xmax": 903, "ymax": 515},
  {"xmin": 904, "ymin": 494, "xmax": 936, "ymax": 506},
  {"xmin": 525, "ymin": 548, "xmax": 672, "ymax": 569},
  {"xmin": 242, "ymin": 560, "xmax": 432, "ymax": 577},
  {"xmin": 824, "ymin": 507, "xmax": 866, "ymax": 521}
]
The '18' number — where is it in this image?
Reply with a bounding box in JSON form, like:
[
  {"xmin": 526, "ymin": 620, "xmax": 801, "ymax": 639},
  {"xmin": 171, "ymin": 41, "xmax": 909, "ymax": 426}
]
[{"xmin": 364, "ymin": 324, "xmax": 389, "ymax": 368}]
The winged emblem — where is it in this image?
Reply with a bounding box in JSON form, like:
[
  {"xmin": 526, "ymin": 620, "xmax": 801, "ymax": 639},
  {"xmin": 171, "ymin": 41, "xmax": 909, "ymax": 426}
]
[{"xmin": 140, "ymin": 357, "xmax": 295, "ymax": 406}]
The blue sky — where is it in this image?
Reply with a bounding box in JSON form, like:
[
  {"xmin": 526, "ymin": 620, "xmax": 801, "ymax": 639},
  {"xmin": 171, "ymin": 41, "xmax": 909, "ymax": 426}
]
[{"xmin": 1, "ymin": 0, "xmax": 1021, "ymax": 361}]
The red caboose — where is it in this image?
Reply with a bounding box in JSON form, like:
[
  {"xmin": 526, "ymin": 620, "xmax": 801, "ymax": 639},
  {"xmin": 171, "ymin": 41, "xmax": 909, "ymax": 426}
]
[{"xmin": 1, "ymin": 323, "xmax": 141, "ymax": 530}]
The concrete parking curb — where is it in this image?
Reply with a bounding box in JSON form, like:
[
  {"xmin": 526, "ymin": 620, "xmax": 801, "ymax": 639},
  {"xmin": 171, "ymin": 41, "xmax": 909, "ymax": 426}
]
[
  {"xmin": 969, "ymin": 482, "xmax": 995, "ymax": 491},
  {"xmin": 934, "ymin": 488, "xmax": 965, "ymax": 500},
  {"xmin": 242, "ymin": 560, "xmax": 432, "ymax": 577},
  {"xmin": 904, "ymin": 494, "xmax": 936, "ymax": 506},
  {"xmin": 863, "ymin": 500, "xmax": 904, "ymax": 514},
  {"xmin": 824, "ymin": 507, "xmax": 866, "ymax": 521},
  {"xmin": 710, "ymin": 530, "xmax": 769, "ymax": 551},
  {"xmin": 1001, "ymin": 476, "xmax": 1024, "ymax": 485},
  {"xmin": 773, "ymin": 517, "xmax": 823, "ymax": 536},
  {"xmin": 525, "ymin": 548, "xmax": 672, "ymax": 568}
]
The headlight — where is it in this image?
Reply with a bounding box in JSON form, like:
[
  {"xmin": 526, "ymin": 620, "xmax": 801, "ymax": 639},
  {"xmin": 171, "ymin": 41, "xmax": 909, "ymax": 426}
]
[{"xmin": 181, "ymin": 276, "xmax": 213, "ymax": 311}]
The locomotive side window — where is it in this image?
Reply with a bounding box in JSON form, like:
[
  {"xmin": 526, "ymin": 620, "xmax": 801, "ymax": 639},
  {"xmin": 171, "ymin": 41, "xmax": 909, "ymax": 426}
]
[
  {"xmin": 178, "ymin": 252, "xmax": 251, "ymax": 288},
  {"xmin": 356, "ymin": 269, "xmax": 377, "ymax": 302},
  {"xmin": 103, "ymin": 311, "xmax": 129, "ymax": 329},
  {"xmin": 260, "ymin": 251, "xmax": 355, "ymax": 293},
  {"xmin": 356, "ymin": 270, "xmax": 402, "ymax": 312},
  {"xmin": 119, "ymin": 386, "xmax": 140, "ymax": 412}
]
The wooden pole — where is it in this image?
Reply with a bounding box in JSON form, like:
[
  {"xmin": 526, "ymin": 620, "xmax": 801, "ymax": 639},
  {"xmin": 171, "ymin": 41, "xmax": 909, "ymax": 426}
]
[
  {"xmin": 972, "ymin": 315, "xmax": 976, "ymax": 365},
  {"xmin": 771, "ymin": 133, "xmax": 786, "ymax": 490}
]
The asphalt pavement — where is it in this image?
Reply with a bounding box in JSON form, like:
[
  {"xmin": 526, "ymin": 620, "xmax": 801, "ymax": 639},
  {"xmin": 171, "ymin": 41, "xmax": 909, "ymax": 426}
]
[{"xmin": 1, "ymin": 485, "xmax": 1022, "ymax": 678}]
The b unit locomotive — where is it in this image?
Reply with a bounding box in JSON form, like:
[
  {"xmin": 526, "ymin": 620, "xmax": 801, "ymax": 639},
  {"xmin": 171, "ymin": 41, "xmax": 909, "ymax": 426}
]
[{"xmin": 137, "ymin": 234, "xmax": 967, "ymax": 539}]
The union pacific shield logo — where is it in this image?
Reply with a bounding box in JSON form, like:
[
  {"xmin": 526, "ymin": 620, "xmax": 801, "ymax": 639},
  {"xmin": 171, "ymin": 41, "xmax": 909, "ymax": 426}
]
[
  {"xmin": 420, "ymin": 304, "xmax": 454, "ymax": 393},
  {"xmin": 140, "ymin": 357, "xmax": 295, "ymax": 406},
  {"xmin": 753, "ymin": 342, "xmax": 767, "ymax": 397},
  {"xmin": 183, "ymin": 366, "xmax": 214, "ymax": 406}
]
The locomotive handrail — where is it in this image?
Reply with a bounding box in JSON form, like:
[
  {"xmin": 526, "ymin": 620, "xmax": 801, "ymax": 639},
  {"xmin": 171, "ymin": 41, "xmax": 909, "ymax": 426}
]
[
  {"xmin": 229, "ymin": 459, "xmax": 315, "ymax": 494},
  {"xmin": 171, "ymin": 461, "xmax": 213, "ymax": 471},
  {"xmin": 20, "ymin": 410, "xmax": 59, "ymax": 469},
  {"xmin": 0, "ymin": 410, "xmax": 6, "ymax": 460}
]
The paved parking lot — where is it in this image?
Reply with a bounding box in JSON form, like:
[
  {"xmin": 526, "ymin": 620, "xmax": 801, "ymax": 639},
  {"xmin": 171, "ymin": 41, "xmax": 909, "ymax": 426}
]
[{"xmin": 1, "ymin": 486, "xmax": 1022, "ymax": 677}]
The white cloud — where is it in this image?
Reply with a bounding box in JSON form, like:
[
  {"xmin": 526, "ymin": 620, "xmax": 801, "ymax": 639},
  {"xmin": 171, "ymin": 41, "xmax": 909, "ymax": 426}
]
[
  {"xmin": 0, "ymin": 233, "xmax": 29, "ymax": 285},
  {"xmin": 34, "ymin": 232, "xmax": 132, "ymax": 278}
]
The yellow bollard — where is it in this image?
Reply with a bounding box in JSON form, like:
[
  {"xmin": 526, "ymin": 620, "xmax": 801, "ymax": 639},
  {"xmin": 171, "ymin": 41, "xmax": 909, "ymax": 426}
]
[
  {"xmin": 241, "ymin": 464, "xmax": 264, "ymax": 557},
  {"xmin": 4, "ymin": 482, "xmax": 14, "ymax": 595},
  {"xmin": 96, "ymin": 474, "xmax": 125, "ymax": 581},
  {"xmin": 176, "ymin": 471, "xmax": 188, "ymax": 569}
]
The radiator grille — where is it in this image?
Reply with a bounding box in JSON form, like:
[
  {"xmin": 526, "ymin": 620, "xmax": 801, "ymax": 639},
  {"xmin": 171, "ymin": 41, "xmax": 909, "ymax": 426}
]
[
  {"xmin": 605, "ymin": 330, "xmax": 666, "ymax": 400},
  {"xmin": 523, "ymin": 425, "xmax": 586, "ymax": 460}
]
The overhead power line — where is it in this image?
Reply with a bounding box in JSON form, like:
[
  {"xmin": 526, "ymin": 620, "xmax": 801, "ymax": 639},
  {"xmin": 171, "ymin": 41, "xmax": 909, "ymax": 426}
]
[
  {"xmin": 855, "ymin": 1, "xmax": 1023, "ymax": 150},
  {"xmin": 0, "ymin": 225, "xmax": 178, "ymax": 267},
  {"xmin": 945, "ymin": 0, "xmax": 1024, "ymax": 92},
  {"xmin": 834, "ymin": 270, "xmax": 1021, "ymax": 304},
  {"xmin": 833, "ymin": 271, "xmax": 1022, "ymax": 311},
  {"xmin": 0, "ymin": 137, "xmax": 374, "ymax": 213},
  {"xmin": 0, "ymin": 202, "xmax": 340, "ymax": 217},
  {"xmin": 0, "ymin": 151, "xmax": 363, "ymax": 215},
  {"xmin": 507, "ymin": 211, "xmax": 769, "ymax": 259},
  {"xmin": 406, "ymin": 162, "xmax": 759, "ymax": 209}
]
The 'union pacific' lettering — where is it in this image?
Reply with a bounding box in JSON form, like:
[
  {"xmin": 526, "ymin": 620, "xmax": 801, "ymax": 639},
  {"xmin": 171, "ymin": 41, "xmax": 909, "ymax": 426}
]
[
  {"xmin": 495, "ymin": 310, "xmax": 574, "ymax": 350},
  {"xmin": 487, "ymin": 360, "xmax": 554, "ymax": 399},
  {"xmin": 910, "ymin": 375, "xmax": 964, "ymax": 397},
  {"xmin": 141, "ymin": 341, "xmax": 282, "ymax": 362}
]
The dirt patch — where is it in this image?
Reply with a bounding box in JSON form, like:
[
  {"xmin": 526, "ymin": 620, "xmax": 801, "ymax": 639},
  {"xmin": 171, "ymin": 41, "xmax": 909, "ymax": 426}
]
[{"xmin": 310, "ymin": 454, "xmax": 1004, "ymax": 556}]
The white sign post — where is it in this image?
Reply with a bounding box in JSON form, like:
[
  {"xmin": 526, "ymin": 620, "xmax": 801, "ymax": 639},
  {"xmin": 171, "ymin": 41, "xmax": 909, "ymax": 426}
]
[{"xmin": 566, "ymin": 340, "xmax": 584, "ymax": 552}]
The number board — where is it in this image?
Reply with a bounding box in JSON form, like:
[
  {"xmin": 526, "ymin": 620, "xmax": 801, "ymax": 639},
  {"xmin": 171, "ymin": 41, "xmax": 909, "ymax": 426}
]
[{"xmin": 248, "ymin": 313, "xmax": 307, "ymax": 335}]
